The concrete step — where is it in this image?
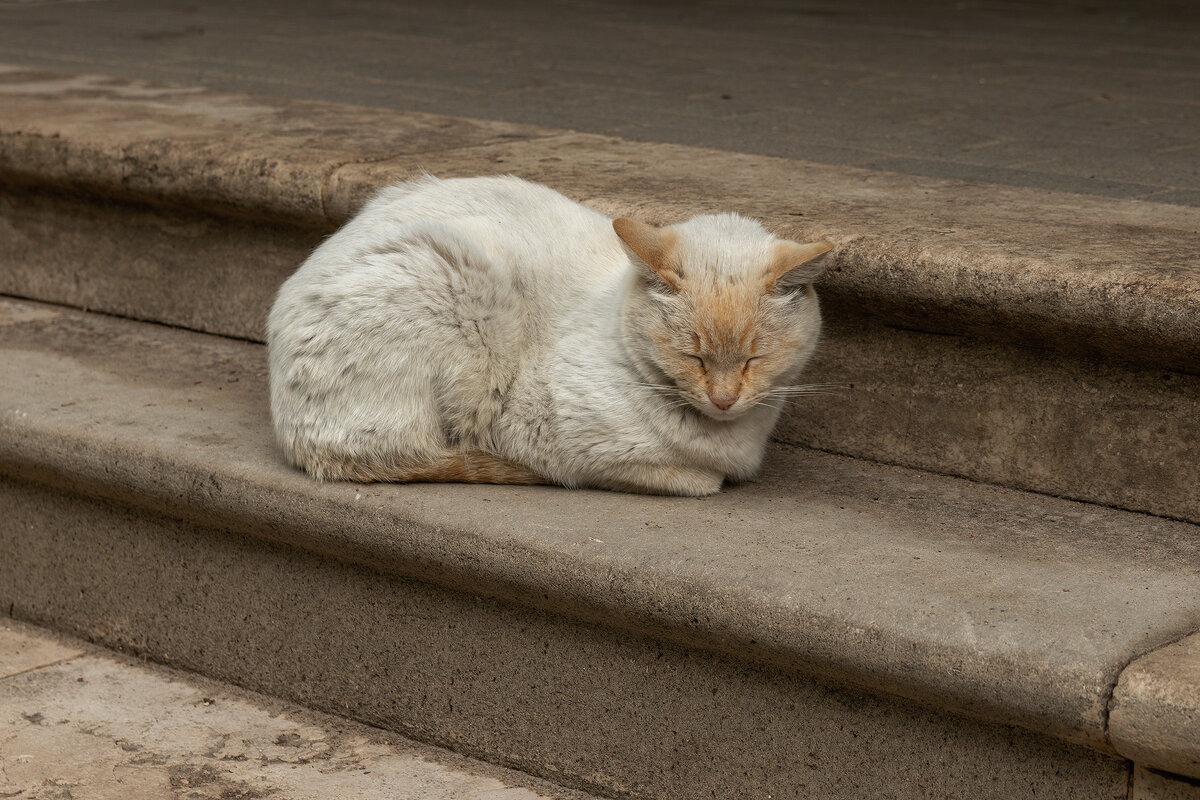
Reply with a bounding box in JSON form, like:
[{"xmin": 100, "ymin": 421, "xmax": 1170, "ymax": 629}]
[
  {"xmin": 2, "ymin": 295, "xmax": 1199, "ymax": 799},
  {"xmin": 1, "ymin": 66, "xmax": 1198, "ymax": 523},
  {"xmin": 0, "ymin": 617, "xmax": 603, "ymax": 800}
]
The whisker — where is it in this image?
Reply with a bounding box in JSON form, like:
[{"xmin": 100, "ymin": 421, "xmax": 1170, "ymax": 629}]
[
  {"xmin": 763, "ymin": 385, "xmax": 846, "ymax": 396},
  {"xmin": 611, "ymin": 381, "xmax": 691, "ymax": 401},
  {"xmin": 769, "ymin": 383, "xmax": 848, "ymax": 392},
  {"xmin": 614, "ymin": 380, "xmax": 685, "ymax": 393}
]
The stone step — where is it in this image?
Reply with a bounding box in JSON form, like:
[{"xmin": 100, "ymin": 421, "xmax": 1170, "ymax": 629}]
[
  {"xmin": 1, "ymin": 295, "xmax": 1198, "ymax": 799},
  {"xmin": 0, "ymin": 617, "xmax": 603, "ymax": 800},
  {"xmin": 1, "ymin": 66, "xmax": 1196, "ymax": 523}
]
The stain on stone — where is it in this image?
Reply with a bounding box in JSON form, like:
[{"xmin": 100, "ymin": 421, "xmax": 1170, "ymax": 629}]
[
  {"xmin": 182, "ymin": 432, "xmax": 236, "ymax": 446},
  {"xmin": 136, "ymin": 26, "xmax": 206, "ymax": 42},
  {"xmin": 128, "ymin": 751, "xmax": 170, "ymax": 766},
  {"xmin": 169, "ymin": 763, "xmax": 220, "ymax": 788},
  {"xmin": 23, "ymin": 779, "xmax": 78, "ymax": 799},
  {"xmin": 167, "ymin": 763, "xmax": 274, "ymax": 798}
]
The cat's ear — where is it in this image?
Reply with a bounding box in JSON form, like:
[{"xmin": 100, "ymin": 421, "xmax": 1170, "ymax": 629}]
[
  {"xmin": 764, "ymin": 240, "xmax": 833, "ymax": 292},
  {"xmin": 613, "ymin": 218, "xmax": 684, "ymax": 290}
]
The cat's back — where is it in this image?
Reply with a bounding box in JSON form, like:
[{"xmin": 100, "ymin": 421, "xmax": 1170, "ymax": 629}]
[
  {"xmin": 271, "ymin": 175, "xmax": 619, "ymax": 350},
  {"xmin": 266, "ymin": 175, "xmax": 624, "ymax": 477},
  {"xmin": 351, "ymin": 175, "xmax": 615, "ymax": 272},
  {"xmin": 369, "ymin": 173, "xmax": 588, "ymax": 223}
]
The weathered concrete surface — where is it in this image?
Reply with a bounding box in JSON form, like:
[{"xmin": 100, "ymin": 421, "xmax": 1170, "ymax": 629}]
[
  {"xmin": 0, "ymin": 489, "xmax": 1133, "ymax": 800},
  {"xmin": 0, "ymin": 0, "xmax": 1196, "ymax": 205},
  {"xmin": 0, "ymin": 187, "xmax": 319, "ymax": 339},
  {"xmin": 2, "ymin": 69, "xmax": 1199, "ymax": 523},
  {"xmin": 1111, "ymin": 633, "xmax": 1200, "ymax": 779},
  {"xmin": 1131, "ymin": 766, "xmax": 1200, "ymax": 800},
  {"xmin": 793, "ymin": 316, "xmax": 1200, "ymax": 524},
  {"xmin": 3, "ymin": 193, "xmax": 1196, "ymax": 526},
  {"xmin": 1, "ymin": 298, "xmax": 1198, "ymax": 757},
  {"xmin": 0, "ymin": 620, "xmax": 82, "ymax": 679},
  {"xmin": 0, "ymin": 618, "xmax": 601, "ymax": 800},
  {"xmin": 4, "ymin": 189, "xmax": 1197, "ymax": 527},
  {"xmin": 1, "ymin": 66, "xmax": 1198, "ymax": 370},
  {"xmin": 0, "ymin": 65, "xmax": 559, "ymax": 225}
]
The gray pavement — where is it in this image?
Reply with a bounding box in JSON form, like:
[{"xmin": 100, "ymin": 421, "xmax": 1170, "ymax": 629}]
[
  {"xmin": 0, "ymin": 0, "xmax": 1197, "ymax": 204},
  {"xmin": 0, "ymin": 618, "xmax": 598, "ymax": 800}
]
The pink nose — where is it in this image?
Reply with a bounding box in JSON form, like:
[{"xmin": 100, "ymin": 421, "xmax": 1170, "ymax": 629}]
[{"xmin": 709, "ymin": 392, "xmax": 739, "ymax": 411}]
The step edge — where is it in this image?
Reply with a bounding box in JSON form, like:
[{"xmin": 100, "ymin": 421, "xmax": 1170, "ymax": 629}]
[
  {"xmin": 13, "ymin": 409, "xmax": 1200, "ymax": 756},
  {"xmin": 1109, "ymin": 631, "xmax": 1200, "ymax": 780},
  {"xmin": 1, "ymin": 65, "xmax": 1198, "ymax": 370}
]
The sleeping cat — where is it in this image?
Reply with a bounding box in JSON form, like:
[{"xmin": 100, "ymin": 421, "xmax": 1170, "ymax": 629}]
[{"xmin": 267, "ymin": 175, "xmax": 831, "ymax": 496}]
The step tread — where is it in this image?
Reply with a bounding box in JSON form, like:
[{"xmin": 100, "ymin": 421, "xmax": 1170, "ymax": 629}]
[
  {"xmin": 1, "ymin": 66, "xmax": 1198, "ymax": 367},
  {"xmin": 2, "ymin": 297, "xmax": 1198, "ymax": 753},
  {"xmin": 0, "ymin": 617, "xmax": 599, "ymax": 799}
]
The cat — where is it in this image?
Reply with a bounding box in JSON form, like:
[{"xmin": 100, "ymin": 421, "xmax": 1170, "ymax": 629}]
[{"xmin": 267, "ymin": 175, "xmax": 831, "ymax": 496}]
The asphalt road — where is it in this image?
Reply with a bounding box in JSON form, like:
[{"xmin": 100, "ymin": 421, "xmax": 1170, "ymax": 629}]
[{"xmin": 0, "ymin": 0, "xmax": 1197, "ymax": 204}]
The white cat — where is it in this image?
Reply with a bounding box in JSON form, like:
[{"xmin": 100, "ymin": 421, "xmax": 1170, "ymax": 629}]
[{"xmin": 267, "ymin": 175, "xmax": 831, "ymax": 496}]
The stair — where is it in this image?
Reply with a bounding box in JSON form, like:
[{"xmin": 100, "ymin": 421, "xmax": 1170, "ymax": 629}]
[
  {"xmin": 1, "ymin": 66, "xmax": 1199, "ymax": 799},
  {"xmin": 2, "ymin": 66, "xmax": 1197, "ymax": 524}
]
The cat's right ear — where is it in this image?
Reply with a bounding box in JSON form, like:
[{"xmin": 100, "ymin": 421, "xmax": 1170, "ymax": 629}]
[
  {"xmin": 613, "ymin": 218, "xmax": 684, "ymax": 291},
  {"xmin": 764, "ymin": 240, "xmax": 834, "ymax": 292}
]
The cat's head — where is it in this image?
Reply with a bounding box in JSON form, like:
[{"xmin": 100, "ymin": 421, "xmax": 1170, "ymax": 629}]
[{"xmin": 615, "ymin": 213, "xmax": 831, "ymax": 421}]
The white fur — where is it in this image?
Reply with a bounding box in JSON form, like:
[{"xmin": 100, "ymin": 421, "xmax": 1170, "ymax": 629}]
[{"xmin": 267, "ymin": 175, "xmax": 822, "ymax": 495}]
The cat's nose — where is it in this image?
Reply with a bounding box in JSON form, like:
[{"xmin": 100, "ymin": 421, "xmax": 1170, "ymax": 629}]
[{"xmin": 709, "ymin": 391, "xmax": 740, "ymax": 411}]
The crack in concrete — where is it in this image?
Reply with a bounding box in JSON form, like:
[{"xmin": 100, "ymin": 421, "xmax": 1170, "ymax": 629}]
[
  {"xmin": 1102, "ymin": 624, "xmax": 1200, "ymax": 767},
  {"xmin": 0, "ymin": 654, "xmax": 83, "ymax": 683}
]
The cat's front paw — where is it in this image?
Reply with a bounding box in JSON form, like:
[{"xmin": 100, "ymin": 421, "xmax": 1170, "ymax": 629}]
[
  {"xmin": 592, "ymin": 463, "xmax": 724, "ymax": 496},
  {"xmin": 666, "ymin": 467, "xmax": 725, "ymax": 497}
]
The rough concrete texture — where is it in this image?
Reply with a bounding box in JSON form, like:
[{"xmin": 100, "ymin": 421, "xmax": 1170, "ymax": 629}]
[
  {"xmin": 0, "ymin": 619, "xmax": 601, "ymax": 800},
  {"xmin": 1128, "ymin": 767, "xmax": 1200, "ymax": 800},
  {"xmin": 3, "ymin": 195, "xmax": 1197, "ymax": 527},
  {"xmin": 0, "ymin": 486, "xmax": 1132, "ymax": 800},
  {"xmin": 0, "ymin": 187, "xmax": 320, "ymax": 340},
  {"xmin": 1, "ymin": 66, "xmax": 1198, "ymax": 369},
  {"xmin": 793, "ymin": 316, "xmax": 1200, "ymax": 524},
  {"xmin": 0, "ymin": 65, "xmax": 558, "ymax": 225},
  {"xmin": 0, "ymin": 619, "xmax": 83, "ymax": 679},
  {"xmin": 0, "ymin": 0, "xmax": 1195, "ymax": 206},
  {"xmin": 1132, "ymin": 767, "xmax": 1200, "ymax": 800},
  {"xmin": 3, "ymin": 185, "xmax": 1197, "ymax": 526},
  {"xmin": 1, "ymin": 298, "xmax": 1198, "ymax": 758},
  {"xmin": 1111, "ymin": 633, "xmax": 1200, "ymax": 779}
]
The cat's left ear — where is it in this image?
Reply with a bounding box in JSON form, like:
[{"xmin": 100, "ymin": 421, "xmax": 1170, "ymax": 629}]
[
  {"xmin": 764, "ymin": 240, "xmax": 834, "ymax": 292},
  {"xmin": 613, "ymin": 218, "xmax": 684, "ymax": 290}
]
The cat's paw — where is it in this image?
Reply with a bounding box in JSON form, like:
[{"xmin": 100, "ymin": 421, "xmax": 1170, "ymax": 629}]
[
  {"xmin": 592, "ymin": 464, "xmax": 723, "ymax": 496},
  {"xmin": 666, "ymin": 467, "xmax": 725, "ymax": 497}
]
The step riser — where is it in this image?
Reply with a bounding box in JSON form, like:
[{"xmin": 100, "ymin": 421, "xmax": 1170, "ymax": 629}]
[
  {"xmin": 804, "ymin": 316, "xmax": 1200, "ymax": 523},
  {"xmin": 0, "ymin": 187, "xmax": 317, "ymax": 341},
  {"xmin": 1, "ymin": 475, "xmax": 1131, "ymax": 800},
  {"xmin": 4, "ymin": 186, "xmax": 1196, "ymax": 522}
]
